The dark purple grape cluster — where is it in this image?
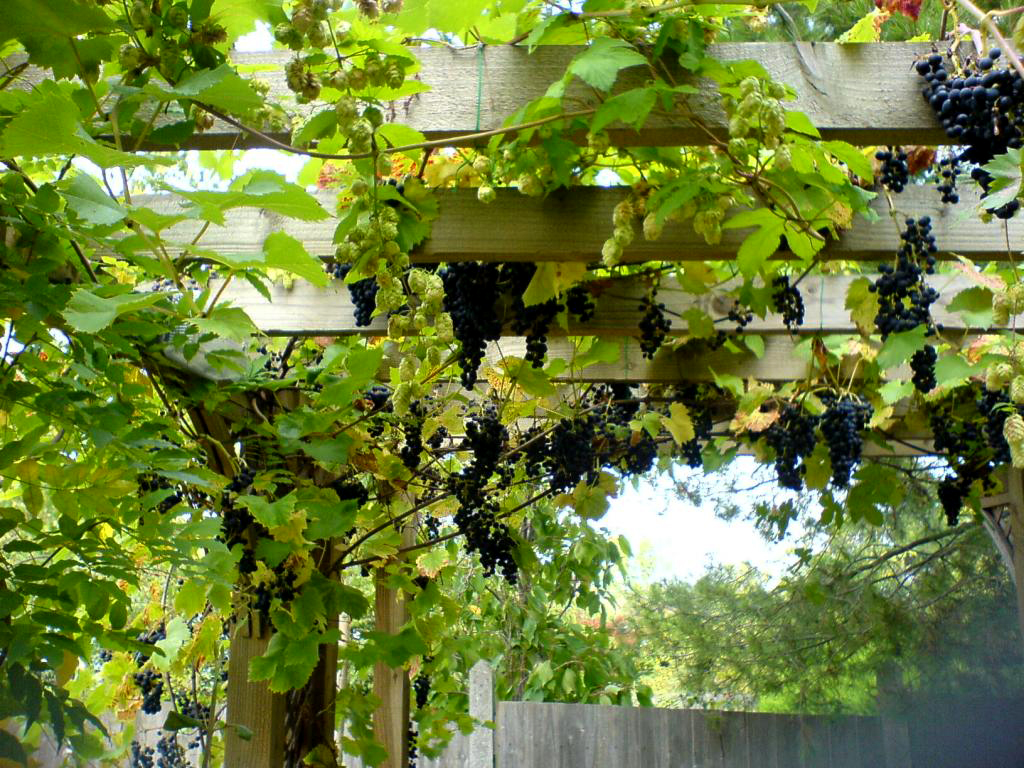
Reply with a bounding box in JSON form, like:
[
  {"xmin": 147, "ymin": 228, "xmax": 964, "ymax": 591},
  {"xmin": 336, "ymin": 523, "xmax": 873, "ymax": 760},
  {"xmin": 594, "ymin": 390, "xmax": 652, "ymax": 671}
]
[
  {"xmin": 726, "ymin": 303, "xmax": 754, "ymax": 332},
  {"xmin": 671, "ymin": 384, "xmax": 716, "ymax": 468},
  {"xmin": 936, "ymin": 155, "xmax": 960, "ymax": 204},
  {"xmin": 910, "ymin": 344, "xmax": 937, "ymax": 393},
  {"xmin": 219, "ymin": 467, "xmax": 256, "ymax": 551},
  {"xmin": 501, "ymin": 263, "xmax": 562, "ymax": 368},
  {"xmin": 329, "ymin": 263, "xmax": 380, "ymax": 326},
  {"xmin": 155, "ymin": 732, "xmax": 188, "ymax": 768},
  {"xmin": 771, "ymin": 275, "xmax": 804, "ymax": 330},
  {"xmin": 133, "ymin": 668, "xmax": 164, "ymax": 714},
  {"xmin": 332, "ymin": 478, "xmax": 370, "ymax": 507},
  {"xmin": 447, "ymin": 407, "xmax": 518, "ymax": 580},
  {"xmin": 545, "ymin": 417, "xmax": 599, "ymax": 492},
  {"xmin": 917, "ymin": 49, "xmax": 1023, "ymax": 218},
  {"xmin": 365, "ymin": 384, "xmax": 391, "ymax": 411},
  {"xmin": 752, "ymin": 403, "xmax": 819, "ymax": 491},
  {"xmin": 565, "ymin": 284, "xmax": 596, "ymax": 321},
  {"xmin": 131, "ymin": 741, "xmax": 155, "ymax": 768},
  {"xmin": 819, "ymin": 394, "xmax": 872, "ymax": 488},
  {"xmin": 638, "ymin": 290, "xmax": 671, "ymax": 359},
  {"xmin": 869, "ymin": 217, "xmax": 939, "ymax": 338},
  {"xmin": 426, "ymin": 425, "xmax": 449, "ymax": 451},
  {"xmin": 875, "ymin": 146, "xmax": 909, "ymax": 192},
  {"xmin": 400, "ymin": 401, "xmax": 426, "ymax": 471},
  {"xmin": 440, "ymin": 263, "xmax": 504, "ymax": 388},
  {"xmin": 413, "ymin": 668, "xmax": 431, "ymax": 709}
]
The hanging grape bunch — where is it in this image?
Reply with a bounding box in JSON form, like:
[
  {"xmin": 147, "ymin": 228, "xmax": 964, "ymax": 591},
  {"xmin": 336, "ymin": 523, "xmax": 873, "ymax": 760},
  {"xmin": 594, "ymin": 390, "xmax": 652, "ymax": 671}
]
[
  {"xmin": 869, "ymin": 216, "xmax": 940, "ymax": 393},
  {"xmin": 875, "ymin": 146, "xmax": 909, "ymax": 192},
  {"xmin": 917, "ymin": 49, "xmax": 1023, "ymax": 219},
  {"xmin": 819, "ymin": 394, "xmax": 873, "ymax": 488},
  {"xmin": 771, "ymin": 275, "xmax": 805, "ymax": 330}
]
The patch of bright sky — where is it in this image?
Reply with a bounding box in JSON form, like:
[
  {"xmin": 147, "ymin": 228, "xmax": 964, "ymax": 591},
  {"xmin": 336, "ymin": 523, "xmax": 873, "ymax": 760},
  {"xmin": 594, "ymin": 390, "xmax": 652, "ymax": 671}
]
[{"xmin": 595, "ymin": 456, "xmax": 808, "ymax": 585}]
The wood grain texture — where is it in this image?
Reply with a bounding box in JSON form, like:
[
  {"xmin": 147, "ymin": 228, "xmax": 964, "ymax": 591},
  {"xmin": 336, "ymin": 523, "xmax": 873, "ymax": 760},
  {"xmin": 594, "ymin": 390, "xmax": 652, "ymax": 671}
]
[
  {"xmin": 487, "ymin": 702, "xmax": 893, "ymax": 768},
  {"xmin": 8, "ymin": 43, "xmax": 949, "ymax": 149},
  {"xmin": 133, "ymin": 183, "xmax": 1024, "ymax": 266},
  {"xmin": 215, "ymin": 269, "xmax": 1005, "ymax": 338},
  {"xmin": 224, "ymin": 628, "xmax": 286, "ymax": 768}
]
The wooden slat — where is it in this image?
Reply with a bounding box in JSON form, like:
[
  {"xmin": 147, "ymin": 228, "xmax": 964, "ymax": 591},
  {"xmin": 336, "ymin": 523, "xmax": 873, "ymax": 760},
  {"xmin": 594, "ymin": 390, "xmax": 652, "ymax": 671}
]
[
  {"xmin": 218, "ymin": 270, "xmax": 1004, "ymax": 338},
  {"xmin": 136, "ymin": 183, "xmax": 1024, "ymax": 265},
  {"xmin": 489, "ymin": 703, "xmax": 888, "ymax": 768},
  {"xmin": 9, "ymin": 43, "xmax": 948, "ymax": 149}
]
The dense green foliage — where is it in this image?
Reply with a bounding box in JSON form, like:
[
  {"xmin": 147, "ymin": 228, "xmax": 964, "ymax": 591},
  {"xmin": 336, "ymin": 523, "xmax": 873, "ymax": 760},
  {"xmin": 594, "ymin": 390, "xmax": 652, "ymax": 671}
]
[
  {"xmin": 0, "ymin": 0, "xmax": 1023, "ymax": 765},
  {"xmin": 624, "ymin": 470, "xmax": 1024, "ymax": 714}
]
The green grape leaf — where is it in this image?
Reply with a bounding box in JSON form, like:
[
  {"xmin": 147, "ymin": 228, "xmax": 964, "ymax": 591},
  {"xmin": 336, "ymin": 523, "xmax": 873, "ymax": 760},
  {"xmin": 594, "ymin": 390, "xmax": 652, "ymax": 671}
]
[
  {"xmin": 934, "ymin": 354, "xmax": 983, "ymax": 388},
  {"xmin": 876, "ymin": 326, "xmax": 927, "ymax": 370},
  {"xmin": 148, "ymin": 64, "xmax": 264, "ymax": 115},
  {"xmin": 208, "ymin": 0, "xmax": 280, "ymax": 40},
  {"xmin": 60, "ymin": 173, "xmax": 126, "ymax": 224},
  {"xmin": 63, "ymin": 288, "xmax": 163, "ymax": 333},
  {"xmin": 947, "ymin": 286, "xmax": 994, "ymax": 326},
  {"xmin": 568, "ymin": 37, "xmax": 647, "ymax": 92},
  {"xmin": 980, "ymin": 148, "xmax": 1022, "ymax": 210},
  {"xmin": 0, "ymin": 0, "xmax": 113, "ymax": 47},
  {"xmin": 170, "ymin": 171, "xmax": 329, "ymax": 224},
  {"xmin": 784, "ymin": 110, "xmax": 820, "ymax": 138},
  {"xmin": 845, "ymin": 277, "xmax": 879, "ymax": 333},
  {"xmin": 724, "ymin": 209, "xmax": 784, "ymax": 277},
  {"xmin": 263, "ymin": 232, "xmax": 330, "ymax": 287},
  {"xmin": 591, "ymin": 87, "xmax": 657, "ymax": 134},
  {"xmin": 823, "ymin": 140, "xmax": 874, "ymax": 181}
]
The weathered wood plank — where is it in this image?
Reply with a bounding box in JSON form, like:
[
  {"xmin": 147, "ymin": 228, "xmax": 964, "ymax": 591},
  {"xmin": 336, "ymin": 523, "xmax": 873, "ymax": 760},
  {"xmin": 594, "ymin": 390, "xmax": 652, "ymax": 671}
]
[
  {"xmin": 224, "ymin": 627, "xmax": 286, "ymax": 768},
  {"xmin": 8, "ymin": 43, "xmax": 949, "ymax": 149},
  {"xmin": 484, "ymin": 703, "xmax": 890, "ymax": 768},
  {"xmin": 486, "ymin": 335, "xmax": 918, "ymax": 385},
  {"xmin": 135, "ymin": 183, "xmax": 1024, "ymax": 266},
  {"xmin": 217, "ymin": 270, "xmax": 1003, "ymax": 338}
]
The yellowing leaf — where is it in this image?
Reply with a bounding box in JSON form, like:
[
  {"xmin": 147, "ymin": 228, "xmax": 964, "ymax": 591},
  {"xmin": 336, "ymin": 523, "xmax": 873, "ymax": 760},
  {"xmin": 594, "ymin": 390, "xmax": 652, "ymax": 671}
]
[
  {"xmin": 662, "ymin": 403, "xmax": 695, "ymax": 444},
  {"xmin": 522, "ymin": 262, "xmax": 587, "ymax": 306}
]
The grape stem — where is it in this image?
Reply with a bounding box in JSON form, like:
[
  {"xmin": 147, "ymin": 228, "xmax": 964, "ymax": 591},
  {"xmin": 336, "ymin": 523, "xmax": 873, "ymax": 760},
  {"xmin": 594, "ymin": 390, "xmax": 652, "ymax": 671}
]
[{"xmin": 956, "ymin": 0, "xmax": 1024, "ymax": 81}]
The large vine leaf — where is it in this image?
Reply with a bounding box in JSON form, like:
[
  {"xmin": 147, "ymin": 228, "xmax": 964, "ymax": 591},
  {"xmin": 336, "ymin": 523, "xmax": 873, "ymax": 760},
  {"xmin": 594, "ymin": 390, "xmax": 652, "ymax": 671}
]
[{"xmin": 568, "ymin": 37, "xmax": 647, "ymax": 92}]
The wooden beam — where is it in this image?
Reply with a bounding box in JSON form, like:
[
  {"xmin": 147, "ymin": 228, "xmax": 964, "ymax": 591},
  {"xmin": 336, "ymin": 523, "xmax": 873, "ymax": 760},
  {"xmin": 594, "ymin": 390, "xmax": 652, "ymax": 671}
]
[
  {"xmin": 218, "ymin": 271, "xmax": 1004, "ymax": 338},
  {"xmin": 135, "ymin": 183, "xmax": 1023, "ymax": 266},
  {"xmin": 8, "ymin": 43, "xmax": 948, "ymax": 149}
]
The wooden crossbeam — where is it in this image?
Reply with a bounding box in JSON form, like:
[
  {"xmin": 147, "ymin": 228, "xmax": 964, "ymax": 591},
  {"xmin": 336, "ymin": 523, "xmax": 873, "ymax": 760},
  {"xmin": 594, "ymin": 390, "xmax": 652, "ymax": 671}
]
[
  {"xmin": 139, "ymin": 183, "xmax": 1022, "ymax": 265},
  {"xmin": 9, "ymin": 43, "xmax": 945, "ymax": 150},
  {"xmin": 219, "ymin": 271, "xmax": 1000, "ymax": 337}
]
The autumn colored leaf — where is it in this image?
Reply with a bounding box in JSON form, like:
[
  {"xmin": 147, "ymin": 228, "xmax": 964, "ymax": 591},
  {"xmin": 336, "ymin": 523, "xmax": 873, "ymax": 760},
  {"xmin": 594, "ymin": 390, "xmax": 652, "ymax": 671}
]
[{"xmin": 875, "ymin": 0, "xmax": 922, "ymax": 20}]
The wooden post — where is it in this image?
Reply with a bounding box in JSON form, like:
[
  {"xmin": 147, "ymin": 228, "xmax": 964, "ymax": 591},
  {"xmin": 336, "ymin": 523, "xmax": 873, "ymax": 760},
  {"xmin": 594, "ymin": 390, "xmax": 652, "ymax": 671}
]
[
  {"xmin": 224, "ymin": 623, "xmax": 286, "ymax": 768},
  {"xmin": 373, "ymin": 571, "xmax": 410, "ymax": 768},
  {"xmin": 468, "ymin": 661, "xmax": 495, "ymax": 768},
  {"xmin": 372, "ymin": 519, "xmax": 417, "ymax": 768}
]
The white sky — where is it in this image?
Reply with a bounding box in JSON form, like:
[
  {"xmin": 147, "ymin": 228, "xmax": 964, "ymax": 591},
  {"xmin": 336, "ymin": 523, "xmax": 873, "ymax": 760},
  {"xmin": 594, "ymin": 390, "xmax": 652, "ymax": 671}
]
[{"xmin": 600, "ymin": 458, "xmax": 803, "ymax": 584}]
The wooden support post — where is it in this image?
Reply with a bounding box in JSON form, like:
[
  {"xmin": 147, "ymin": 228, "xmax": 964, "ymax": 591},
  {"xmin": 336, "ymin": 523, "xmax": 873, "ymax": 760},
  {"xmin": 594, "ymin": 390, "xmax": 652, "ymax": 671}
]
[
  {"xmin": 372, "ymin": 521, "xmax": 417, "ymax": 768},
  {"xmin": 224, "ymin": 623, "xmax": 286, "ymax": 768},
  {"xmin": 468, "ymin": 661, "xmax": 495, "ymax": 768},
  {"xmin": 373, "ymin": 572, "xmax": 410, "ymax": 768}
]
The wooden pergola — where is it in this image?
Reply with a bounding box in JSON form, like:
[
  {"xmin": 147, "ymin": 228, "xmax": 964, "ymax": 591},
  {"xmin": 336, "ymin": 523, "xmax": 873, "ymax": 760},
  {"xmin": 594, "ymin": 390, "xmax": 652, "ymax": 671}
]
[{"xmin": 18, "ymin": 38, "xmax": 1022, "ymax": 768}]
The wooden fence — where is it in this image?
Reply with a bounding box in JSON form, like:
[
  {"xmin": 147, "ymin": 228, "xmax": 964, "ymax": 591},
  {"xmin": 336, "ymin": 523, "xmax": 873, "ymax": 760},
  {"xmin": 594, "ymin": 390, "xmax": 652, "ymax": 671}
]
[{"xmin": 346, "ymin": 662, "xmax": 912, "ymax": 768}]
